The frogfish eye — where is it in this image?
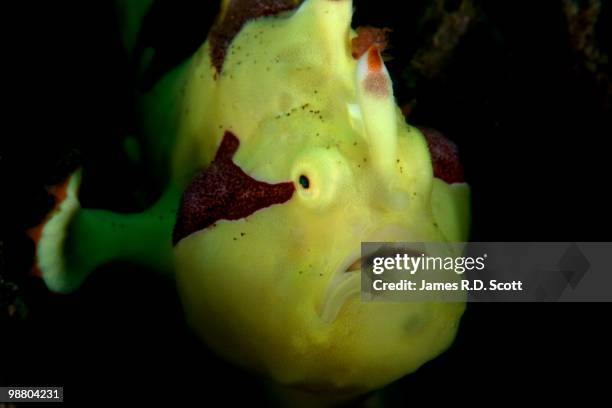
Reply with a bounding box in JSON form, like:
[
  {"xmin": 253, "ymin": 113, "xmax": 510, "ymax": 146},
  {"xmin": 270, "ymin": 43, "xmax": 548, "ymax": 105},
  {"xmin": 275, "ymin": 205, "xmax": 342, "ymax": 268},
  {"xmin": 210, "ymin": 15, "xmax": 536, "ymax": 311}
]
[{"xmin": 299, "ymin": 175, "xmax": 310, "ymax": 189}]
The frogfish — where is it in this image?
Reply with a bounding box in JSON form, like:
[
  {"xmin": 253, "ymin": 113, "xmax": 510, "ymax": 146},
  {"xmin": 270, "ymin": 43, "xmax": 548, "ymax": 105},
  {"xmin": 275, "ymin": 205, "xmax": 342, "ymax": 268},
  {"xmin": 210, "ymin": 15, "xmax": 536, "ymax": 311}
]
[{"xmin": 29, "ymin": 0, "xmax": 470, "ymax": 402}]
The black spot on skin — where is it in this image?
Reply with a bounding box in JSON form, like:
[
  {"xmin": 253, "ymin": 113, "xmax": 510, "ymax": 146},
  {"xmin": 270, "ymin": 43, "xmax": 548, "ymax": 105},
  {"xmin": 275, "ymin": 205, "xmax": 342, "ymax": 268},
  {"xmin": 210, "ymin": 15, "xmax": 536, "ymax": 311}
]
[{"xmin": 173, "ymin": 131, "xmax": 295, "ymax": 245}]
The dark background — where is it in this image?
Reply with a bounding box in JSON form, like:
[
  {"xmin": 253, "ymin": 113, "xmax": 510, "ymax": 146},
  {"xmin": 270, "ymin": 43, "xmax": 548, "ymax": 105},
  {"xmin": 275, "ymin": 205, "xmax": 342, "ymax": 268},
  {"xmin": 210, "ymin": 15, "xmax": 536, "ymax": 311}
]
[{"xmin": 3, "ymin": 0, "xmax": 611, "ymax": 405}]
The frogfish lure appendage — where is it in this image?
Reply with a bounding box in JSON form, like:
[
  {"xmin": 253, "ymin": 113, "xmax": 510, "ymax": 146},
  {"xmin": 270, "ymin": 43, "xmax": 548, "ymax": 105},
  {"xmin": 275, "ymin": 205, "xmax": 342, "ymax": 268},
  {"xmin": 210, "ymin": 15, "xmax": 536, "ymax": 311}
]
[
  {"xmin": 30, "ymin": 0, "xmax": 471, "ymax": 399},
  {"xmin": 357, "ymin": 46, "xmax": 398, "ymax": 181}
]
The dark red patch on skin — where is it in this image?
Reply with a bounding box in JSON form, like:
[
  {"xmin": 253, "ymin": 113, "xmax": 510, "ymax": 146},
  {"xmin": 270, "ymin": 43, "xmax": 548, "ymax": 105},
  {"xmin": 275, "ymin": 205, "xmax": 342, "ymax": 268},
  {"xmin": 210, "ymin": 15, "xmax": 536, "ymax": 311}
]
[
  {"xmin": 209, "ymin": 0, "xmax": 302, "ymax": 73},
  {"xmin": 419, "ymin": 127, "xmax": 465, "ymax": 184},
  {"xmin": 173, "ymin": 131, "xmax": 295, "ymax": 245},
  {"xmin": 351, "ymin": 26, "xmax": 391, "ymax": 59}
]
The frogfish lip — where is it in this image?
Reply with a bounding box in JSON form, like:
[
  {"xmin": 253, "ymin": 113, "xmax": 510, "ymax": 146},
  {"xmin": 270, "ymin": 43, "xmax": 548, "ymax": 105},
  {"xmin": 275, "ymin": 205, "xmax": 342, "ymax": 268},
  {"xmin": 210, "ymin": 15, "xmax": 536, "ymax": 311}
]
[
  {"xmin": 345, "ymin": 256, "xmax": 362, "ymax": 272},
  {"xmin": 318, "ymin": 227, "xmax": 428, "ymax": 324},
  {"xmin": 318, "ymin": 253, "xmax": 364, "ymax": 324}
]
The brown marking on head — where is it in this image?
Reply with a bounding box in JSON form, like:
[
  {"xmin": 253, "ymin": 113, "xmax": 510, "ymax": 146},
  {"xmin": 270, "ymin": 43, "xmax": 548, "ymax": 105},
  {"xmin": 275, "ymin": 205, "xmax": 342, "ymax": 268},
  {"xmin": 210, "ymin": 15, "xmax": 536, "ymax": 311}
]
[
  {"xmin": 173, "ymin": 131, "xmax": 296, "ymax": 245},
  {"xmin": 209, "ymin": 0, "xmax": 303, "ymax": 74},
  {"xmin": 419, "ymin": 127, "xmax": 465, "ymax": 184}
]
